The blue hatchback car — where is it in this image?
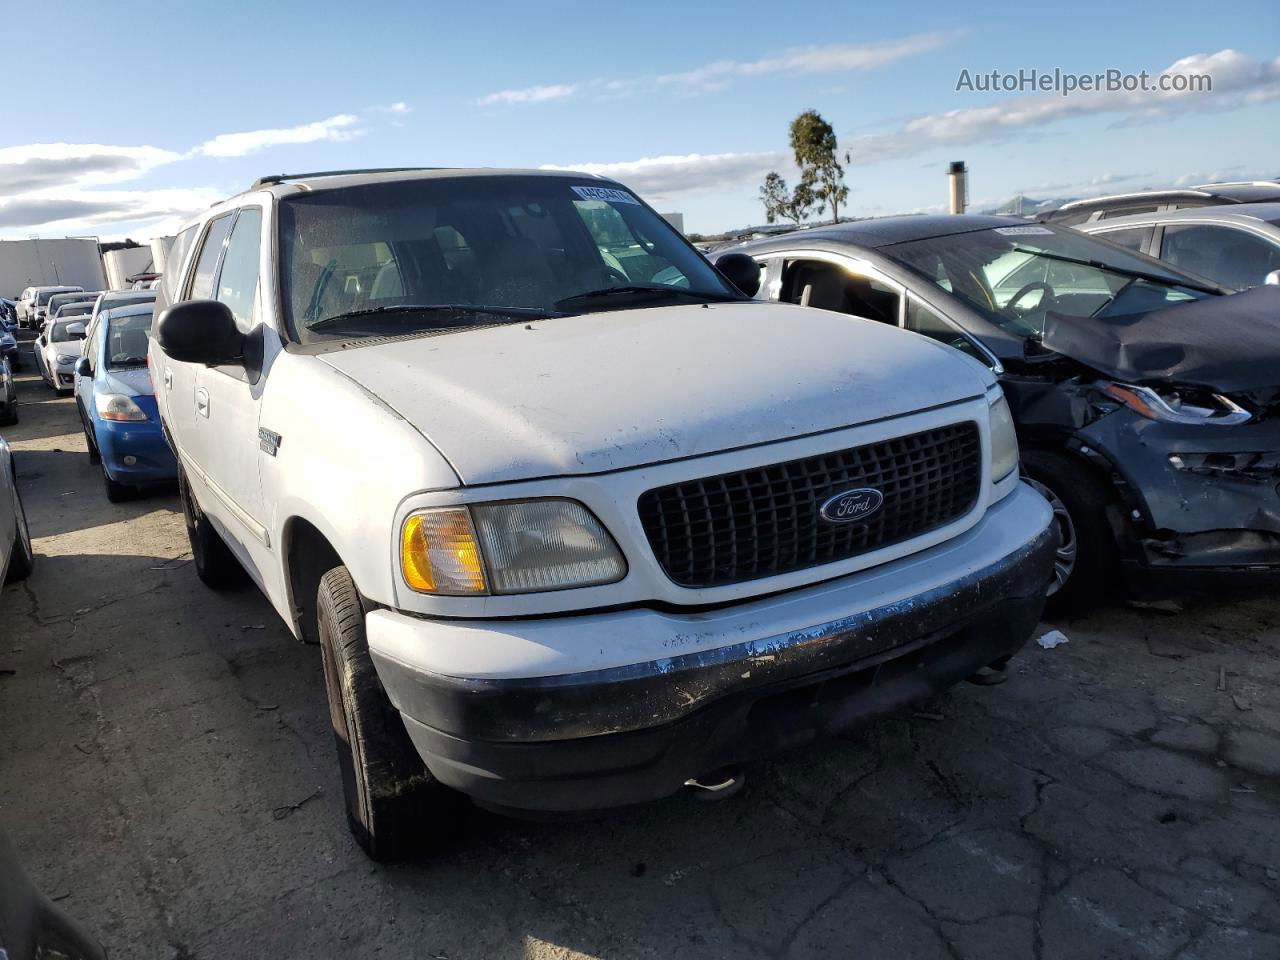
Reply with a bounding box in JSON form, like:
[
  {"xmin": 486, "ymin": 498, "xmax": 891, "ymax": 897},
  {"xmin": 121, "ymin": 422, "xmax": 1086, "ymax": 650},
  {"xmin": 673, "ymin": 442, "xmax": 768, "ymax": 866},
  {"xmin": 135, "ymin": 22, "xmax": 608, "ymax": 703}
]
[{"xmin": 74, "ymin": 303, "xmax": 177, "ymax": 501}]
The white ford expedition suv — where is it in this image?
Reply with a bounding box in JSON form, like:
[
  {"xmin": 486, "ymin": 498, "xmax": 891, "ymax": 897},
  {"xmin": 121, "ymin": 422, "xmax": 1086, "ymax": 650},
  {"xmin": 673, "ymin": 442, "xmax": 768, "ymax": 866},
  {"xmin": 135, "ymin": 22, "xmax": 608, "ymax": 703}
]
[{"xmin": 150, "ymin": 168, "xmax": 1055, "ymax": 859}]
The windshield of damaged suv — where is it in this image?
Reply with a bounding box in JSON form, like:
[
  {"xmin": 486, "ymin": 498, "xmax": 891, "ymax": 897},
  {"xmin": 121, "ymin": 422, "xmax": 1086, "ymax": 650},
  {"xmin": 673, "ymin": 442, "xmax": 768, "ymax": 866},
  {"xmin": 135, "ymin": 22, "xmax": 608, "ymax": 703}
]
[
  {"xmin": 886, "ymin": 225, "xmax": 1216, "ymax": 339},
  {"xmin": 279, "ymin": 175, "xmax": 739, "ymax": 341}
]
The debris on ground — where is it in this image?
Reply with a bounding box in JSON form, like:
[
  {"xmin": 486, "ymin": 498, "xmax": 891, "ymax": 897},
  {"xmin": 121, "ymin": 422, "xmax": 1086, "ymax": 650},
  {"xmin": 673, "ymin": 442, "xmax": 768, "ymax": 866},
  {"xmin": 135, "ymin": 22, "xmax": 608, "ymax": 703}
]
[
  {"xmin": 913, "ymin": 711, "xmax": 946, "ymax": 722},
  {"xmin": 1218, "ymin": 666, "xmax": 1228, "ymax": 691},
  {"xmin": 1128, "ymin": 598, "xmax": 1185, "ymax": 614},
  {"xmin": 1232, "ymin": 694, "xmax": 1253, "ymax": 711},
  {"xmin": 1037, "ymin": 630, "xmax": 1069, "ymax": 649},
  {"xmin": 271, "ymin": 787, "xmax": 323, "ymax": 821}
]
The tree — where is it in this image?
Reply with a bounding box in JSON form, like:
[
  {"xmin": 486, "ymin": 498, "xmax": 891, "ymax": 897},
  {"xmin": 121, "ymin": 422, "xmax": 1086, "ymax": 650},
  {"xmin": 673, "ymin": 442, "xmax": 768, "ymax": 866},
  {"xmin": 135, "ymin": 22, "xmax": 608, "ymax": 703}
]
[
  {"xmin": 758, "ymin": 171, "xmax": 813, "ymax": 225},
  {"xmin": 789, "ymin": 110, "xmax": 848, "ymax": 224}
]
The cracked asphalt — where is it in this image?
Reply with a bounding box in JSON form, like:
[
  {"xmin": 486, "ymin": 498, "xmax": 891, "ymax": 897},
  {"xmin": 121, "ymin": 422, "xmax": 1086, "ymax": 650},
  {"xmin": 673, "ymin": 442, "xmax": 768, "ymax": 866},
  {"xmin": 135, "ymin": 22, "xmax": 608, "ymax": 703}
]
[{"xmin": 1, "ymin": 337, "xmax": 1278, "ymax": 960}]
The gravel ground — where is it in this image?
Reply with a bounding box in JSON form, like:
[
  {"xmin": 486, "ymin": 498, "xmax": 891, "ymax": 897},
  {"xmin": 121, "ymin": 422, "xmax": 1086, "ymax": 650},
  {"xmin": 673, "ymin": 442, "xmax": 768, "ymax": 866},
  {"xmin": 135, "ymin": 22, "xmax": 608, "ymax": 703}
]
[{"xmin": 1, "ymin": 338, "xmax": 1278, "ymax": 960}]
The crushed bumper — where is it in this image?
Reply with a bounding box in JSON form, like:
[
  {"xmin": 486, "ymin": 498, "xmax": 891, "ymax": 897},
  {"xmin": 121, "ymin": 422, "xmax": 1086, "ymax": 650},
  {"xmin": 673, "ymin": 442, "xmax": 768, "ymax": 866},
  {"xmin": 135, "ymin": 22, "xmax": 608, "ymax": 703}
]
[
  {"xmin": 1077, "ymin": 411, "xmax": 1280, "ymax": 573},
  {"xmin": 368, "ymin": 485, "xmax": 1055, "ymax": 812}
]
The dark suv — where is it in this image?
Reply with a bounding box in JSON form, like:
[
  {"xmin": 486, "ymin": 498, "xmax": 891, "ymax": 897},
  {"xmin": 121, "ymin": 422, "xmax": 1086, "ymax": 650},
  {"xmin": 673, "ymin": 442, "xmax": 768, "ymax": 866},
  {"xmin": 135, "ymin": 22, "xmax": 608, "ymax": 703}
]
[{"xmin": 1040, "ymin": 180, "xmax": 1280, "ymax": 226}]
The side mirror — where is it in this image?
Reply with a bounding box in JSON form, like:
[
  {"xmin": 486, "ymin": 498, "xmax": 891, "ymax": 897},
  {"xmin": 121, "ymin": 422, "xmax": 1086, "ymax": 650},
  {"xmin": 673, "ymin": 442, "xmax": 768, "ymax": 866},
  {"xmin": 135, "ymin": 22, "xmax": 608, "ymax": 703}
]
[
  {"xmin": 715, "ymin": 253, "xmax": 762, "ymax": 298},
  {"xmin": 68, "ymin": 322, "xmax": 86, "ymax": 338},
  {"xmin": 156, "ymin": 300, "xmax": 244, "ymax": 366},
  {"xmin": 1265, "ymin": 269, "xmax": 1280, "ymax": 286},
  {"xmin": 74, "ymin": 357, "xmax": 91, "ymax": 377}
]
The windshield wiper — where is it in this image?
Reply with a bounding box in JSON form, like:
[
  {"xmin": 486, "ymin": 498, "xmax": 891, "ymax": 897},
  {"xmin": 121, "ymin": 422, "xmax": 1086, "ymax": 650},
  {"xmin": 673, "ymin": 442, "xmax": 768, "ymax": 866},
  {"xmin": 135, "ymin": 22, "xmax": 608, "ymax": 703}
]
[
  {"xmin": 310, "ymin": 303, "xmax": 560, "ymax": 332},
  {"xmin": 554, "ymin": 285, "xmax": 738, "ymax": 308},
  {"xmin": 1010, "ymin": 247, "xmax": 1220, "ymax": 294}
]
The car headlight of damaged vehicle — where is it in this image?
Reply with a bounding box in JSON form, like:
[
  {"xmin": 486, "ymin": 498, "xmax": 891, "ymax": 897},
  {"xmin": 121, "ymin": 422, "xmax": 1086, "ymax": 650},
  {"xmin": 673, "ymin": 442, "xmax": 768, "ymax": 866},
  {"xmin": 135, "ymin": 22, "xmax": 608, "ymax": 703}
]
[
  {"xmin": 1100, "ymin": 382, "xmax": 1252, "ymax": 426},
  {"xmin": 95, "ymin": 393, "xmax": 148, "ymax": 422},
  {"xmin": 988, "ymin": 388, "xmax": 1019, "ymax": 484},
  {"xmin": 401, "ymin": 499, "xmax": 626, "ymax": 595}
]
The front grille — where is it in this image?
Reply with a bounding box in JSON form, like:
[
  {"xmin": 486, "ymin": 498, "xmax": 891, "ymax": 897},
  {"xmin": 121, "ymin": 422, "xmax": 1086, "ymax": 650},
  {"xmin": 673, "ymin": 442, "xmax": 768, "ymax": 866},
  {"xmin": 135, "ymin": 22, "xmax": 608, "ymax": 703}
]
[{"xmin": 638, "ymin": 422, "xmax": 981, "ymax": 588}]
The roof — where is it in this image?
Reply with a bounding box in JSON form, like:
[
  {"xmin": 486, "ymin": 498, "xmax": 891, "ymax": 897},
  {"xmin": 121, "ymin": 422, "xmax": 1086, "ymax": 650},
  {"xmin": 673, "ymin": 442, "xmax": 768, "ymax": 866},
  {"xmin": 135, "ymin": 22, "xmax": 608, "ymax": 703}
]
[
  {"xmin": 1079, "ymin": 202, "xmax": 1280, "ymax": 229},
  {"xmin": 241, "ymin": 166, "xmax": 613, "ymax": 199},
  {"xmin": 100, "ymin": 302, "xmax": 154, "ymax": 320},
  {"xmin": 1194, "ymin": 181, "xmax": 1280, "ymax": 203},
  {"xmin": 1055, "ymin": 189, "xmax": 1214, "ymax": 211},
  {"xmin": 731, "ymin": 214, "xmax": 1026, "ymax": 251}
]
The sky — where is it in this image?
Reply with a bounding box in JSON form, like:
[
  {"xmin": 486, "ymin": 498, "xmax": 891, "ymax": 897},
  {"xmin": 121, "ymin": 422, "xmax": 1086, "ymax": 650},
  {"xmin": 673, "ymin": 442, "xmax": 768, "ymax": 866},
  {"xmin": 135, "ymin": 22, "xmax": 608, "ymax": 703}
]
[{"xmin": 1, "ymin": 0, "xmax": 1277, "ymax": 240}]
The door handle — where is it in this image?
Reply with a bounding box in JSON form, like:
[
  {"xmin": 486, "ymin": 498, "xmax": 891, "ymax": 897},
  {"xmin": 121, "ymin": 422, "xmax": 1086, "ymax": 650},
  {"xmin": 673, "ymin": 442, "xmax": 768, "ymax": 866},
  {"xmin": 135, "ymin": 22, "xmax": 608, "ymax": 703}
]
[
  {"xmin": 196, "ymin": 387, "xmax": 210, "ymax": 418},
  {"xmin": 164, "ymin": 370, "xmax": 173, "ymax": 390}
]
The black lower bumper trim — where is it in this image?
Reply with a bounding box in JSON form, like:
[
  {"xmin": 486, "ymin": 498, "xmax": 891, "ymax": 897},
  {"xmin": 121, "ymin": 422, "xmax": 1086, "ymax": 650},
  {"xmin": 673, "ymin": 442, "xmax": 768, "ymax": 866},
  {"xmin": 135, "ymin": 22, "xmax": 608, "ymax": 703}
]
[{"xmin": 400, "ymin": 526, "xmax": 1055, "ymax": 813}]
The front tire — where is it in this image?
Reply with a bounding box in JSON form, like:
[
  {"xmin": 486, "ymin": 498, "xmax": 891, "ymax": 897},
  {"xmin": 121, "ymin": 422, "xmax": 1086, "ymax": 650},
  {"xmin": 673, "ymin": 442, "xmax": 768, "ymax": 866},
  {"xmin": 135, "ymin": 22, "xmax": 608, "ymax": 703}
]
[
  {"xmin": 178, "ymin": 468, "xmax": 247, "ymax": 589},
  {"xmin": 1022, "ymin": 449, "xmax": 1117, "ymax": 617},
  {"xmin": 102, "ymin": 463, "xmax": 131, "ymax": 503},
  {"xmin": 317, "ymin": 565, "xmax": 462, "ymax": 860}
]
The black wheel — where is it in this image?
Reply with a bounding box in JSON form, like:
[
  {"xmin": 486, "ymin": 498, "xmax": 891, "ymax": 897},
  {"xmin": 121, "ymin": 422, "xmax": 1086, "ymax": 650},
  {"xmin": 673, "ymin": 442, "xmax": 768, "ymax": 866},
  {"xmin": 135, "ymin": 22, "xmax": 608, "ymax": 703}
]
[
  {"xmin": 317, "ymin": 565, "xmax": 462, "ymax": 860},
  {"xmin": 5, "ymin": 470, "xmax": 34, "ymax": 583},
  {"xmin": 1022, "ymin": 449, "xmax": 1117, "ymax": 617},
  {"xmin": 102, "ymin": 463, "xmax": 131, "ymax": 503},
  {"xmin": 178, "ymin": 468, "xmax": 248, "ymax": 589},
  {"xmin": 0, "ymin": 404, "xmax": 15, "ymax": 427}
]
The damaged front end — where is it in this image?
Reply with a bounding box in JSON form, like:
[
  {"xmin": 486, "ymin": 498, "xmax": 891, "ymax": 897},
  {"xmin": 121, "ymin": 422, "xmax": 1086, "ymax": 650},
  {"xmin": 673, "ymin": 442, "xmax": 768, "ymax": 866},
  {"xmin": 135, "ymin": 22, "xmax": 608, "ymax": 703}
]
[{"xmin": 1008, "ymin": 286, "xmax": 1280, "ymax": 576}]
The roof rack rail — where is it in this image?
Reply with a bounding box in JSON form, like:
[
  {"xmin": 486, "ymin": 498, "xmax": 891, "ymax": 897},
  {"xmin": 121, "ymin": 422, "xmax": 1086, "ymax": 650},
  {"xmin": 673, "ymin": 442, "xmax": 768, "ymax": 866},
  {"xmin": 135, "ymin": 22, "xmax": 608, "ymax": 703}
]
[{"xmin": 249, "ymin": 167, "xmax": 440, "ymax": 189}]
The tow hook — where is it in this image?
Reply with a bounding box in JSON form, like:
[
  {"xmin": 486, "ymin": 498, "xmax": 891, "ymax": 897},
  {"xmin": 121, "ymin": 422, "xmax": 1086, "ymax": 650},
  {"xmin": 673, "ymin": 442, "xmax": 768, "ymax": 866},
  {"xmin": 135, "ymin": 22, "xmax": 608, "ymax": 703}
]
[{"xmin": 684, "ymin": 767, "xmax": 746, "ymax": 801}]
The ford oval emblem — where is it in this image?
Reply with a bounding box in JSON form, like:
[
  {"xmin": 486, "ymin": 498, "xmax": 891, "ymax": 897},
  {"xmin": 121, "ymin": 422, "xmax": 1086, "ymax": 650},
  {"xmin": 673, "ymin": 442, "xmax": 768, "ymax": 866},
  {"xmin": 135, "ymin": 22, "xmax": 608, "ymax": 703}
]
[{"xmin": 819, "ymin": 487, "xmax": 884, "ymax": 523}]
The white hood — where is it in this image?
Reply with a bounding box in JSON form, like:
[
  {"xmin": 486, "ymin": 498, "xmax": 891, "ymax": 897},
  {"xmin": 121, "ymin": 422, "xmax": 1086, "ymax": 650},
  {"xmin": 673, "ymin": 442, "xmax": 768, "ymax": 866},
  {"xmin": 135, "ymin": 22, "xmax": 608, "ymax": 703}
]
[{"xmin": 317, "ymin": 301, "xmax": 991, "ymax": 485}]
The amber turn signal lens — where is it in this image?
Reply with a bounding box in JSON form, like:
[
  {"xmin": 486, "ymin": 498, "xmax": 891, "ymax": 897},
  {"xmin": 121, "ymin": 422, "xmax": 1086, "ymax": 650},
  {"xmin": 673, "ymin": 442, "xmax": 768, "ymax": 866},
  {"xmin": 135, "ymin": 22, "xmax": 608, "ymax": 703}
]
[{"xmin": 400, "ymin": 508, "xmax": 487, "ymax": 595}]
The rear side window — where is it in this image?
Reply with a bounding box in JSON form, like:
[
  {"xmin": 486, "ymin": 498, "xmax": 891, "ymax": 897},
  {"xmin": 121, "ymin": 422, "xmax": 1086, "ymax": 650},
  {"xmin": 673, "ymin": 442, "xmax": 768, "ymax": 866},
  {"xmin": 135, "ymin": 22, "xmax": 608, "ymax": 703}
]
[
  {"xmin": 1097, "ymin": 204, "xmax": 1159, "ymax": 220},
  {"xmin": 161, "ymin": 224, "xmax": 200, "ymax": 307},
  {"xmin": 188, "ymin": 215, "xmax": 235, "ymax": 300},
  {"xmin": 214, "ymin": 209, "xmax": 263, "ymax": 332},
  {"xmin": 1096, "ymin": 226, "xmax": 1153, "ymax": 253}
]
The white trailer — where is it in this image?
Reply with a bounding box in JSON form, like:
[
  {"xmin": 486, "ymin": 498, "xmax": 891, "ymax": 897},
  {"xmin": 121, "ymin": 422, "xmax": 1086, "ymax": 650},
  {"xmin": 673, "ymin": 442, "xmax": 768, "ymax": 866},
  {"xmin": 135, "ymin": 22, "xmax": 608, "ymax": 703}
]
[
  {"xmin": 103, "ymin": 247, "xmax": 155, "ymax": 289},
  {"xmin": 0, "ymin": 238, "xmax": 107, "ymax": 299}
]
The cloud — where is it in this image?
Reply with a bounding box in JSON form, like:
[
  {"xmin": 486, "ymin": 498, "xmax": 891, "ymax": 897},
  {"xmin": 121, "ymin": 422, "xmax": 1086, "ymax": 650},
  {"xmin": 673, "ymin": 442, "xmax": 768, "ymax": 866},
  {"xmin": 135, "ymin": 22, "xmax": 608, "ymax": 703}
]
[
  {"xmin": 542, "ymin": 151, "xmax": 789, "ymax": 199},
  {"xmin": 0, "ymin": 186, "xmax": 223, "ymax": 236},
  {"xmin": 657, "ymin": 32, "xmax": 964, "ymax": 94},
  {"xmin": 0, "ymin": 143, "xmax": 181, "ymax": 192},
  {"xmin": 843, "ymin": 49, "xmax": 1280, "ymax": 166},
  {"xmin": 368, "ymin": 101, "xmax": 411, "ymax": 114},
  {"xmin": 477, "ymin": 84, "xmax": 579, "ymax": 106},
  {"xmin": 194, "ymin": 113, "xmax": 363, "ymax": 158},
  {"xmin": 478, "ymin": 32, "xmax": 958, "ymax": 105}
]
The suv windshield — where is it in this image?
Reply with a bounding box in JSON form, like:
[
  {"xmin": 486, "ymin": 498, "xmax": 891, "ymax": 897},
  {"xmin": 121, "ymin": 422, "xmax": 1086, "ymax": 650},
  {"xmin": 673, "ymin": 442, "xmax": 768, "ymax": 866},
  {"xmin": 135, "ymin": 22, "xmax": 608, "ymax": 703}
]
[
  {"xmin": 279, "ymin": 175, "xmax": 738, "ymax": 341},
  {"xmin": 105, "ymin": 310, "xmax": 154, "ymax": 368},
  {"xmin": 886, "ymin": 225, "xmax": 1216, "ymax": 338}
]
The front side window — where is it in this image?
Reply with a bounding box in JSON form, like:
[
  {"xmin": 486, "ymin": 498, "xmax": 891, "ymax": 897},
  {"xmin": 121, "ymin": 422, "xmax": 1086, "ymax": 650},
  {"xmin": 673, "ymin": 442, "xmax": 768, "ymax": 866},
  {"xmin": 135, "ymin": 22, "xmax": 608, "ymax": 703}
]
[
  {"xmin": 214, "ymin": 209, "xmax": 262, "ymax": 332},
  {"xmin": 49, "ymin": 320, "xmax": 81, "ymax": 343},
  {"xmin": 1160, "ymin": 223, "xmax": 1280, "ymax": 290},
  {"xmin": 188, "ymin": 214, "xmax": 234, "ymax": 300},
  {"xmin": 277, "ymin": 176, "xmax": 738, "ymax": 342},
  {"xmin": 161, "ymin": 224, "xmax": 200, "ymax": 307},
  {"xmin": 887, "ymin": 225, "xmax": 1214, "ymax": 339},
  {"xmin": 105, "ymin": 311, "xmax": 155, "ymax": 369}
]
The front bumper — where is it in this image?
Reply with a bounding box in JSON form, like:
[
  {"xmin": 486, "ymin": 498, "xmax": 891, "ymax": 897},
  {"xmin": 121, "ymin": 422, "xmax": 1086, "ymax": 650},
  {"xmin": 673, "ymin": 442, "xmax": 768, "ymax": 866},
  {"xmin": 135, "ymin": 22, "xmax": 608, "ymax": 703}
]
[
  {"xmin": 1077, "ymin": 410, "xmax": 1280, "ymax": 573},
  {"xmin": 96, "ymin": 418, "xmax": 178, "ymax": 484},
  {"xmin": 368, "ymin": 483, "xmax": 1055, "ymax": 812}
]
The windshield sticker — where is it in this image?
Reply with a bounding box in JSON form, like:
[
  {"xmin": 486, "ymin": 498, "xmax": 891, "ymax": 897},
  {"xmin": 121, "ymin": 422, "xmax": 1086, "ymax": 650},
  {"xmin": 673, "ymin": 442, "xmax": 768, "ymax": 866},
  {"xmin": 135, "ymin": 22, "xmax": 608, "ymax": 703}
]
[
  {"xmin": 994, "ymin": 225, "xmax": 1054, "ymax": 236},
  {"xmin": 571, "ymin": 185, "xmax": 641, "ymax": 205}
]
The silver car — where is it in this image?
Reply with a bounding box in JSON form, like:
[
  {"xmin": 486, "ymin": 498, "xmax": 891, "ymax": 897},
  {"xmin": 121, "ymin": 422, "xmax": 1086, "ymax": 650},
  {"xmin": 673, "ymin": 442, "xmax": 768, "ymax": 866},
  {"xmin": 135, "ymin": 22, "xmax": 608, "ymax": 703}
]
[
  {"xmin": 1, "ymin": 434, "xmax": 34, "ymax": 590},
  {"xmin": 1079, "ymin": 202, "xmax": 1280, "ymax": 291},
  {"xmin": 0, "ymin": 359, "xmax": 17, "ymax": 425}
]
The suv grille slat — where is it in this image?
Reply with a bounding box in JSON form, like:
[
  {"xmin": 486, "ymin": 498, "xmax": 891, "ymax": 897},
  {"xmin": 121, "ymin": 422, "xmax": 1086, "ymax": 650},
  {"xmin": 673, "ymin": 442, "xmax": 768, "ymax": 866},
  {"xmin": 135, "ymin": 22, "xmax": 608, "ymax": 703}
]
[{"xmin": 638, "ymin": 423, "xmax": 981, "ymax": 588}]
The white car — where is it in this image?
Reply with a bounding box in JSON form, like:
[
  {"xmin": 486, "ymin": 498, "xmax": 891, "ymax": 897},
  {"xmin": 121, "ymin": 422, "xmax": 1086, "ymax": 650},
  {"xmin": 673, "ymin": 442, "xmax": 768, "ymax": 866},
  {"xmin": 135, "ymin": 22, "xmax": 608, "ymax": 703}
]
[
  {"xmin": 0, "ymin": 435, "xmax": 34, "ymax": 590},
  {"xmin": 150, "ymin": 168, "xmax": 1055, "ymax": 859},
  {"xmin": 34, "ymin": 318, "xmax": 87, "ymax": 394},
  {"xmin": 1078, "ymin": 202, "xmax": 1280, "ymax": 291},
  {"xmin": 19, "ymin": 285, "xmax": 83, "ymax": 329}
]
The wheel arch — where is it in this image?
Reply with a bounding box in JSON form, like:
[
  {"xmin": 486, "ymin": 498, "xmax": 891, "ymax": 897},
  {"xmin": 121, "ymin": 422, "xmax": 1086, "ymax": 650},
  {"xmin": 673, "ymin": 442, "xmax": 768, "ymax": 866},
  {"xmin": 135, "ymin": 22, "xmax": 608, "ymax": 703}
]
[{"xmin": 281, "ymin": 514, "xmax": 346, "ymax": 644}]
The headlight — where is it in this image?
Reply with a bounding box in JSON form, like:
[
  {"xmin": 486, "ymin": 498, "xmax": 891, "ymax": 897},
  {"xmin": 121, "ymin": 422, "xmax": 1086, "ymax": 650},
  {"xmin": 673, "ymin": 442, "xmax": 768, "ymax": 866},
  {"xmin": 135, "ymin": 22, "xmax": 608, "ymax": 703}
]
[
  {"xmin": 95, "ymin": 393, "xmax": 148, "ymax": 422},
  {"xmin": 988, "ymin": 388, "xmax": 1019, "ymax": 483},
  {"xmin": 1100, "ymin": 382, "xmax": 1251, "ymax": 426},
  {"xmin": 401, "ymin": 499, "xmax": 626, "ymax": 596},
  {"xmin": 56, "ymin": 354, "xmax": 78, "ymax": 365}
]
